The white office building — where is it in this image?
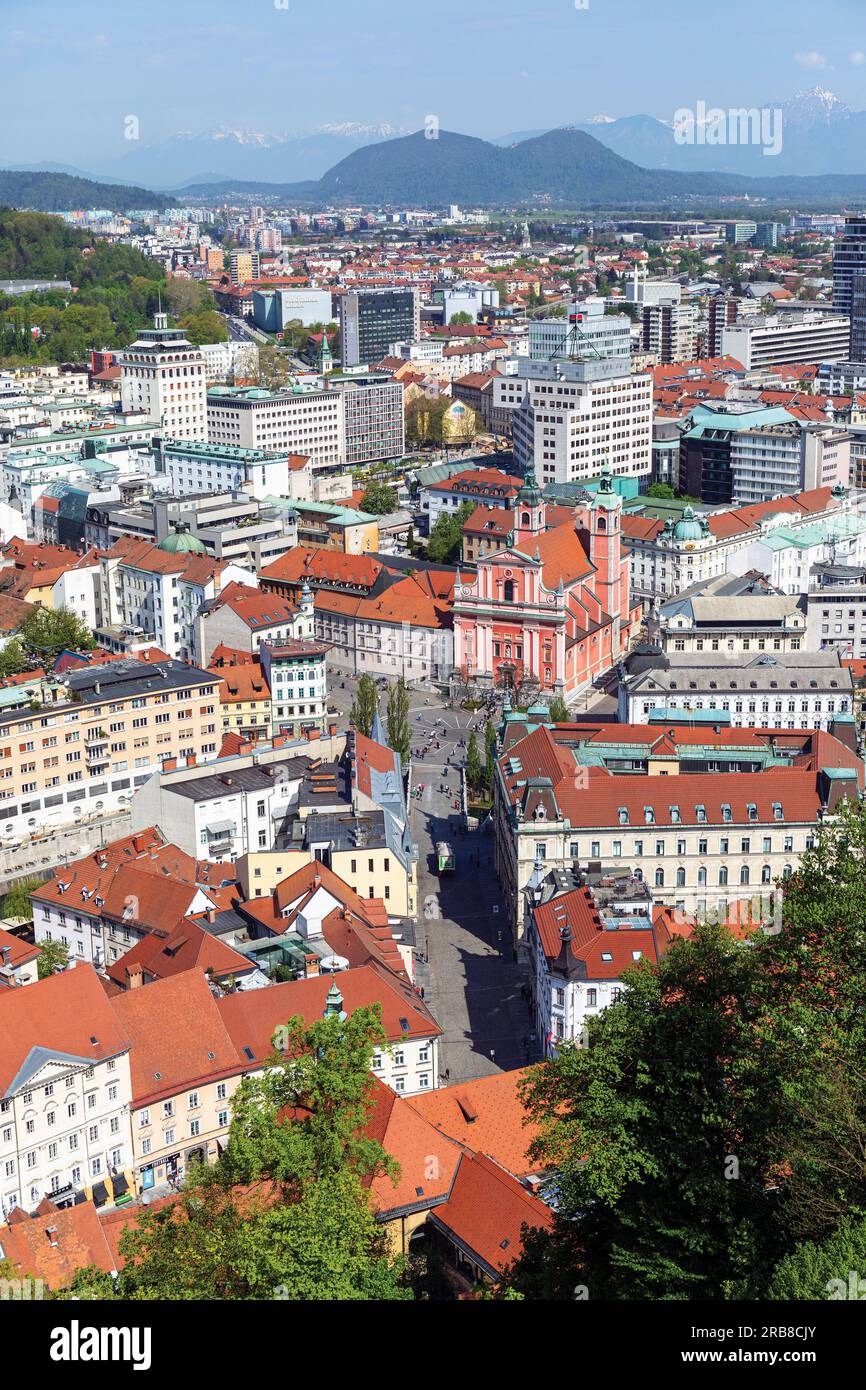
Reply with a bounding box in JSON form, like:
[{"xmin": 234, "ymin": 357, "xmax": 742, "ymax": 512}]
[
  {"xmin": 511, "ymin": 356, "xmax": 653, "ymax": 486},
  {"xmin": 722, "ymin": 311, "xmax": 851, "ymax": 370},
  {"xmin": 119, "ymin": 313, "xmax": 207, "ymax": 441}
]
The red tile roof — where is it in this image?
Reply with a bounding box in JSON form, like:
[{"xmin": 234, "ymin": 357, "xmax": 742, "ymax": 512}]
[
  {"xmin": 0, "ymin": 1200, "xmax": 117, "ymax": 1286},
  {"xmin": 430, "ymin": 1152, "xmax": 553, "ymax": 1277},
  {"xmin": 407, "ymin": 1068, "xmax": 541, "ymax": 1178},
  {"xmin": 112, "ymin": 969, "xmax": 243, "ymax": 1106},
  {"xmin": 0, "ymin": 965, "xmax": 130, "ymax": 1095},
  {"xmin": 106, "ymin": 918, "xmax": 252, "ymax": 989},
  {"xmin": 217, "ymin": 964, "xmax": 440, "ymax": 1066}
]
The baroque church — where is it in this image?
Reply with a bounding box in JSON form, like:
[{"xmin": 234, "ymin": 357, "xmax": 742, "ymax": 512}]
[{"xmin": 453, "ymin": 467, "xmax": 641, "ymax": 699}]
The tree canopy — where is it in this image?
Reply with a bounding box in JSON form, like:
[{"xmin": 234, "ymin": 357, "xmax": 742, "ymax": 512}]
[
  {"xmin": 57, "ymin": 1006, "xmax": 409, "ymax": 1301},
  {"xmin": 504, "ymin": 798, "xmax": 866, "ymax": 1300}
]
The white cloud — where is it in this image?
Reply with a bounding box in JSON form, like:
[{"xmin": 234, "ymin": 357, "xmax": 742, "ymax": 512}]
[
  {"xmin": 795, "ymin": 51, "xmax": 829, "ymax": 69},
  {"xmin": 851, "ymin": 50, "xmax": 865, "ymax": 66}
]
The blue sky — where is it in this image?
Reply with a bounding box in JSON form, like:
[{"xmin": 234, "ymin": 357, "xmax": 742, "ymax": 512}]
[{"xmin": 2, "ymin": 0, "xmax": 866, "ymax": 162}]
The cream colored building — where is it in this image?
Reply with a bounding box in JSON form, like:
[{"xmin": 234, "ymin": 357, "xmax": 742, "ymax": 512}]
[{"xmin": 0, "ymin": 657, "xmax": 221, "ymax": 841}]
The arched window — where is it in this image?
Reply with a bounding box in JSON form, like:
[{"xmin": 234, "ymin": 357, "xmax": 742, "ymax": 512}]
[
  {"xmin": 761, "ymin": 864, "xmax": 771, "ymax": 884},
  {"xmin": 676, "ymin": 867, "xmax": 686, "ymax": 887},
  {"xmin": 655, "ymin": 868, "xmax": 665, "ymax": 888},
  {"xmin": 719, "ymin": 866, "xmax": 729, "ymax": 886},
  {"xmin": 597, "ymin": 517, "xmax": 606, "ymax": 531},
  {"xmin": 503, "ymin": 580, "xmax": 515, "ymax": 602},
  {"xmin": 697, "ymin": 866, "xmax": 707, "ymax": 886},
  {"xmin": 740, "ymin": 865, "xmax": 750, "ymax": 886},
  {"xmin": 783, "ymin": 864, "xmax": 792, "ymax": 878},
  {"xmin": 521, "ymin": 512, "xmax": 530, "ymax": 527}
]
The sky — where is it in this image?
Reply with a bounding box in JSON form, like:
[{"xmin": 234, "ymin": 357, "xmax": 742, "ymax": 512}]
[{"xmin": 2, "ymin": 0, "xmax": 866, "ymax": 164}]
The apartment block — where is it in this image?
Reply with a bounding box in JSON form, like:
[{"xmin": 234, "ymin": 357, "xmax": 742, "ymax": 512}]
[
  {"xmin": 0, "ymin": 658, "xmax": 222, "ymax": 838},
  {"xmin": 119, "ymin": 313, "xmax": 207, "ymax": 441}
]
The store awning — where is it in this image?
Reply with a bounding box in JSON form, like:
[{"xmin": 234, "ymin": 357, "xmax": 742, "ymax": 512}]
[
  {"xmin": 111, "ymin": 1173, "xmax": 129, "ymax": 1197},
  {"xmin": 91, "ymin": 1181, "xmax": 108, "ymax": 1207}
]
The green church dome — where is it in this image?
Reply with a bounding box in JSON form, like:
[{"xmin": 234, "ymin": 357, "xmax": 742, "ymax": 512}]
[
  {"xmin": 158, "ymin": 521, "xmax": 206, "ymax": 555},
  {"xmin": 672, "ymin": 506, "xmax": 705, "ymax": 542}
]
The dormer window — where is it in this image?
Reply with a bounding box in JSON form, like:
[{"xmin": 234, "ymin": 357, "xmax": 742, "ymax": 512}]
[
  {"xmin": 722, "ymin": 804, "xmax": 732, "ymax": 822},
  {"xmin": 696, "ymin": 804, "xmax": 707, "ymax": 822},
  {"xmin": 670, "ymin": 805, "xmax": 680, "ymax": 823},
  {"xmin": 747, "ymin": 803, "xmax": 758, "ymax": 821},
  {"xmin": 772, "ymin": 802, "xmax": 783, "ymax": 821},
  {"xmin": 618, "ymin": 807, "xmax": 629, "ymax": 825},
  {"xmin": 644, "ymin": 806, "xmax": 655, "ymax": 824}
]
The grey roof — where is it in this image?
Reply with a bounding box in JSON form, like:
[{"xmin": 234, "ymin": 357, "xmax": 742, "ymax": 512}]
[
  {"xmin": 624, "ymin": 651, "xmax": 852, "ymax": 694},
  {"xmin": 64, "ymin": 659, "xmax": 215, "ymax": 705},
  {"xmin": 4, "ymin": 1046, "xmax": 115, "ymax": 1099},
  {"xmin": 170, "ymin": 755, "xmax": 313, "ymax": 802}
]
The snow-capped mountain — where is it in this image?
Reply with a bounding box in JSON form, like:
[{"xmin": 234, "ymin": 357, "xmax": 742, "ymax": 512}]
[
  {"xmin": 506, "ymin": 89, "xmax": 866, "ymax": 177},
  {"xmin": 57, "ymin": 123, "xmax": 407, "ymax": 189},
  {"xmin": 779, "ymin": 87, "xmax": 853, "ymax": 128}
]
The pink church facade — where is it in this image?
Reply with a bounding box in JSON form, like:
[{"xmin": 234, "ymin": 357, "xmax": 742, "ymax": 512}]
[{"xmin": 453, "ymin": 472, "xmax": 640, "ymax": 699}]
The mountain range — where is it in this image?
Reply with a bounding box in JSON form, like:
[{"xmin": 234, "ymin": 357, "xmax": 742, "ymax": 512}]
[
  {"xmin": 7, "ymin": 117, "xmax": 866, "ymax": 215},
  {"xmin": 179, "ymin": 126, "xmax": 866, "ymax": 209},
  {"xmin": 7, "ymin": 88, "xmax": 866, "ymax": 189},
  {"xmin": 497, "ymin": 89, "xmax": 866, "ymax": 178},
  {"xmin": 3, "ymin": 125, "xmax": 409, "ymax": 191}
]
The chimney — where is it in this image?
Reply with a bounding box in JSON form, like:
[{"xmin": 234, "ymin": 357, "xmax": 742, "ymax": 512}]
[
  {"xmin": 186, "ymin": 754, "xmax": 197, "ymax": 768},
  {"xmin": 328, "ymin": 722, "xmax": 338, "ymax": 736},
  {"xmin": 304, "ymin": 953, "xmax": 320, "ymax": 977},
  {"xmin": 206, "ymin": 908, "xmax": 217, "ymax": 924},
  {"xmin": 1, "ymin": 946, "xmax": 11, "ymax": 966},
  {"xmin": 163, "ymin": 757, "xmax": 177, "ymax": 772},
  {"xmin": 128, "ymin": 963, "xmax": 144, "ymax": 990}
]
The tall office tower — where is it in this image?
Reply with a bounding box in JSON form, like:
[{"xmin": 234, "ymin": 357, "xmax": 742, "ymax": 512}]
[
  {"xmin": 120, "ymin": 311, "xmax": 208, "ymax": 441},
  {"xmin": 833, "ymin": 215, "xmax": 866, "ymax": 357},
  {"xmin": 339, "ymin": 287, "xmax": 417, "ymax": 368},
  {"xmin": 511, "ymin": 357, "xmax": 653, "ymax": 487}
]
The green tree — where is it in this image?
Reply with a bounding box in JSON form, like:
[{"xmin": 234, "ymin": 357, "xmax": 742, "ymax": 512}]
[
  {"xmin": 483, "ymin": 719, "xmax": 497, "ymax": 792},
  {"xmin": 107, "ymin": 1006, "xmax": 409, "ymax": 1300},
  {"xmin": 449, "ymin": 311, "xmax": 473, "ymax": 325},
  {"xmin": 426, "ymin": 500, "xmax": 475, "ymax": 564},
  {"xmin": 360, "ymin": 481, "xmax": 398, "ymax": 515},
  {"xmin": 18, "ymin": 605, "xmax": 95, "ymax": 667},
  {"xmin": 164, "ymin": 279, "xmax": 212, "ymax": 318},
  {"xmin": 750, "ymin": 799, "xmax": 866, "ymax": 1242},
  {"xmin": 507, "ymin": 921, "xmax": 795, "ymax": 1300},
  {"xmin": 386, "ymin": 676, "xmax": 410, "ymax": 766},
  {"xmin": 1, "ymin": 874, "xmax": 43, "ymax": 922},
  {"xmin": 37, "ymin": 938, "xmax": 69, "ymax": 978},
  {"xmin": 257, "ymin": 343, "xmax": 293, "ymax": 389},
  {"xmin": 179, "ymin": 309, "xmax": 228, "ymax": 345},
  {"xmin": 547, "ymin": 695, "xmax": 569, "ymax": 723},
  {"xmin": 765, "ymin": 1217, "xmax": 866, "ymax": 1300},
  {"xmin": 0, "ymin": 639, "xmax": 24, "ymax": 678},
  {"xmin": 465, "ymin": 732, "xmax": 483, "ymax": 793},
  {"xmin": 646, "ymin": 482, "xmax": 675, "ymax": 499},
  {"xmin": 350, "ymin": 673, "xmax": 379, "ymax": 738}
]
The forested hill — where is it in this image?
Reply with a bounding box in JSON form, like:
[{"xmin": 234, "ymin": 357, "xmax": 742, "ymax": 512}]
[
  {"xmin": 0, "ymin": 169, "xmax": 175, "ymax": 212},
  {"xmin": 0, "ymin": 210, "xmax": 223, "ymax": 364}
]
